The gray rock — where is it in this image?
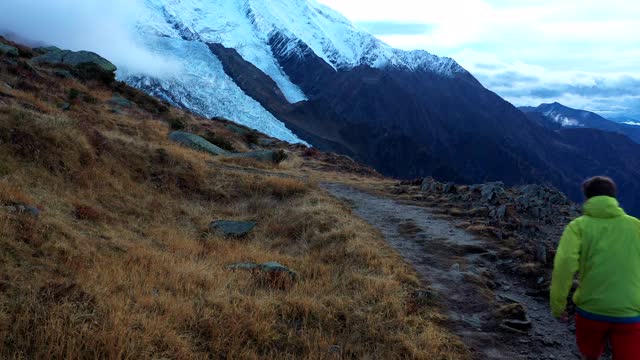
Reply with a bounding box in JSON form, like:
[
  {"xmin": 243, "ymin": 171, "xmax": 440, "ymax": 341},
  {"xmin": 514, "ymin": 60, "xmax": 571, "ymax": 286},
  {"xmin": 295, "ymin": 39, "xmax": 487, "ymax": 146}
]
[
  {"xmin": 412, "ymin": 289, "xmax": 437, "ymax": 307},
  {"xmin": 443, "ymin": 182, "xmax": 457, "ymax": 194},
  {"xmin": 52, "ymin": 69, "xmax": 73, "ymax": 79},
  {"xmin": 209, "ymin": 220, "xmax": 256, "ymax": 237},
  {"xmin": 226, "ymin": 261, "xmax": 297, "ymax": 281},
  {"xmin": 501, "ymin": 319, "xmax": 532, "ymax": 334},
  {"xmin": 227, "ymin": 150, "xmax": 280, "ymax": 163},
  {"xmin": 4, "ymin": 204, "xmax": 40, "ymax": 218},
  {"xmin": 0, "ymin": 43, "xmax": 19, "ymax": 57},
  {"xmin": 420, "ymin": 177, "xmax": 434, "ymax": 192},
  {"xmin": 32, "ymin": 49, "xmax": 117, "ymax": 72},
  {"xmin": 535, "ymin": 244, "xmax": 548, "ymax": 265},
  {"xmin": 224, "ymin": 123, "xmax": 250, "ymax": 135},
  {"xmin": 494, "ymin": 204, "xmax": 508, "ymax": 221},
  {"xmin": 109, "ymin": 94, "xmax": 133, "ymax": 107},
  {"xmin": 474, "ymin": 182, "xmax": 505, "ymax": 204},
  {"xmin": 258, "ymin": 138, "xmax": 277, "ymax": 146},
  {"xmin": 169, "ymin": 131, "xmax": 229, "ymax": 156},
  {"xmin": 33, "ymin": 46, "xmax": 62, "ymax": 55}
]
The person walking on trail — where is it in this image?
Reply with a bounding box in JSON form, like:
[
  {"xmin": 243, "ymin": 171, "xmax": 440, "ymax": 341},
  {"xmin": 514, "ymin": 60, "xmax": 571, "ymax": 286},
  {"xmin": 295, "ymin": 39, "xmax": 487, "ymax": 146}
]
[{"xmin": 551, "ymin": 176, "xmax": 640, "ymax": 360}]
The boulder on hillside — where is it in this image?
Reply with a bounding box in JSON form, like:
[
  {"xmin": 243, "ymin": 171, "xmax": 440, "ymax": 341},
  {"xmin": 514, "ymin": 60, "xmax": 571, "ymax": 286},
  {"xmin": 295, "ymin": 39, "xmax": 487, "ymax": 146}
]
[
  {"xmin": 0, "ymin": 43, "xmax": 19, "ymax": 57},
  {"xmin": 226, "ymin": 261, "xmax": 298, "ymax": 288},
  {"xmin": 32, "ymin": 50, "xmax": 117, "ymax": 72},
  {"xmin": 3, "ymin": 203, "xmax": 41, "ymax": 218},
  {"xmin": 496, "ymin": 302, "xmax": 532, "ymax": 334},
  {"xmin": 109, "ymin": 94, "xmax": 133, "ymax": 107},
  {"xmin": 209, "ymin": 220, "xmax": 256, "ymax": 237},
  {"xmin": 224, "ymin": 123, "xmax": 250, "ymax": 135},
  {"xmin": 258, "ymin": 138, "xmax": 277, "ymax": 147},
  {"xmin": 33, "ymin": 46, "xmax": 62, "ymax": 55},
  {"xmin": 227, "ymin": 150, "xmax": 287, "ymax": 164},
  {"xmin": 169, "ymin": 131, "xmax": 230, "ymax": 156},
  {"xmin": 471, "ymin": 182, "xmax": 506, "ymax": 204},
  {"xmin": 31, "ymin": 49, "xmax": 117, "ymax": 83}
]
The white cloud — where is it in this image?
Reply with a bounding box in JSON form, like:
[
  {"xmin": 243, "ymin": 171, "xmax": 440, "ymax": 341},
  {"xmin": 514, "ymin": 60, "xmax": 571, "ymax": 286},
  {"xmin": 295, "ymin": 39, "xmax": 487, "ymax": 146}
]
[{"xmin": 0, "ymin": 0, "xmax": 181, "ymax": 77}]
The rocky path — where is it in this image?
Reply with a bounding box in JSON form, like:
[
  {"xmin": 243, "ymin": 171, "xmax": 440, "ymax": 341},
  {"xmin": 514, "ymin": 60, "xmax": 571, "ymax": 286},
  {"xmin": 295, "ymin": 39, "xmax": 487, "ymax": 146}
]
[{"xmin": 324, "ymin": 183, "xmax": 582, "ymax": 360}]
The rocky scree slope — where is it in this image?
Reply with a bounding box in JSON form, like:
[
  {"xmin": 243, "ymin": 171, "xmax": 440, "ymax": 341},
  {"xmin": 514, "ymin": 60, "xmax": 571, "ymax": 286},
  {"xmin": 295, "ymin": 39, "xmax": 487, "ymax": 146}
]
[{"xmin": 395, "ymin": 177, "xmax": 580, "ymax": 287}]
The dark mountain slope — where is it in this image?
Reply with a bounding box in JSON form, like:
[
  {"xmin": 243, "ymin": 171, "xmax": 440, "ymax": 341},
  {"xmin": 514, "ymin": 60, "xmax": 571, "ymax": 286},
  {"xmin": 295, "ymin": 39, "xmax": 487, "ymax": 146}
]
[
  {"xmin": 521, "ymin": 102, "xmax": 640, "ymax": 144},
  {"xmin": 207, "ymin": 41, "xmax": 640, "ymax": 215}
]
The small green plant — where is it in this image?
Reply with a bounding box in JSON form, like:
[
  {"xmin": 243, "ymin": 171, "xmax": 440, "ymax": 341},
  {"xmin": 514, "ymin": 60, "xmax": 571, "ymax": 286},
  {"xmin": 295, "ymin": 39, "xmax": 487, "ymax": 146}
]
[{"xmin": 272, "ymin": 149, "xmax": 288, "ymax": 164}]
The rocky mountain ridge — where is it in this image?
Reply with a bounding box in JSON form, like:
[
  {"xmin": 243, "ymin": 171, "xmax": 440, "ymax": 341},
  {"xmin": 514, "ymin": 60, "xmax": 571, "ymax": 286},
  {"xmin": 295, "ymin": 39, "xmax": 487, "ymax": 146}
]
[{"xmin": 520, "ymin": 102, "xmax": 640, "ymax": 144}]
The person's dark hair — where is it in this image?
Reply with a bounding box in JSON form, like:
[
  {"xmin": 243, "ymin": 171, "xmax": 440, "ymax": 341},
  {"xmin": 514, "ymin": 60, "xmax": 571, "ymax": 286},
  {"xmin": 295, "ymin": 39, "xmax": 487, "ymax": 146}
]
[{"xmin": 582, "ymin": 176, "xmax": 617, "ymax": 199}]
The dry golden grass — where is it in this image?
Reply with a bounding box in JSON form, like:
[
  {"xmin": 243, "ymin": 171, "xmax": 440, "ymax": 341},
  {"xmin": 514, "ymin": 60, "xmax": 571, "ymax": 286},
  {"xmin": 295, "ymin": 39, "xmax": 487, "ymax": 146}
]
[{"xmin": 0, "ymin": 43, "xmax": 469, "ymax": 359}]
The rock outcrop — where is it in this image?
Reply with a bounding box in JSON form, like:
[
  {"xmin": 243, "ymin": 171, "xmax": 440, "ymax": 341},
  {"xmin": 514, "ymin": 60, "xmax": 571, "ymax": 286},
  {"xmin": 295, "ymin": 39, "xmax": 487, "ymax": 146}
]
[
  {"xmin": 30, "ymin": 48, "xmax": 117, "ymax": 83},
  {"xmin": 226, "ymin": 150, "xmax": 287, "ymax": 164},
  {"xmin": 32, "ymin": 49, "xmax": 117, "ymax": 72},
  {"xmin": 0, "ymin": 43, "xmax": 19, "ymax": 57},
  {"xmin": 209, "ymin": 220, "xmax": 256, "ymax": 237},
  {"xmin": 226, "ymin": 261, "xmax": 297, "ymax": 289},
  {"xmin": 169, "ymin": 131, "xmax": 230, "ymax": 156},
  {"xmin": 397, "ymin": 177, "xmax": 581, "ymax": 285}
]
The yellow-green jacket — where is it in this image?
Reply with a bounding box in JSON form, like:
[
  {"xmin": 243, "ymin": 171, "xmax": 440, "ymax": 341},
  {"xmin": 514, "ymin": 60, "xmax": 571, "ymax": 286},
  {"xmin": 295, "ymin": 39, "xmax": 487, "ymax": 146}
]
[{"xmin": 551, "ymin": 196, "xmax": 640, "ymax": 321}]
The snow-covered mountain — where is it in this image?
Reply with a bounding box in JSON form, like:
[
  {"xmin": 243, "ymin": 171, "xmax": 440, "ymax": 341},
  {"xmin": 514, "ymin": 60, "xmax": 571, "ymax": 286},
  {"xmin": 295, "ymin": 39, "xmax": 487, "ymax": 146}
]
[
  {"xmin": 116, "ymin": 0, "xmax": 640, "ymax": 215},
  {"xmin": 119, "ymin": 0, "xmax": 463, "ymax": 144},
  {"xmin": 520, "ymin": 102, "xmax": 640, "ymax": 144}
]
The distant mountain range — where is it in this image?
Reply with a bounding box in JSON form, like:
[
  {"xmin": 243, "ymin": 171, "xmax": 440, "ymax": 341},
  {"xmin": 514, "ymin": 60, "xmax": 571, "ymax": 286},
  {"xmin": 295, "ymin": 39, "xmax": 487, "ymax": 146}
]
[
  {"xmin": 520, "ymin": 102, "xmax": 640, "ymax": 144},
  {"xmin": 118, "ymin": 0, "xmax": 640, "ymax": 215}
]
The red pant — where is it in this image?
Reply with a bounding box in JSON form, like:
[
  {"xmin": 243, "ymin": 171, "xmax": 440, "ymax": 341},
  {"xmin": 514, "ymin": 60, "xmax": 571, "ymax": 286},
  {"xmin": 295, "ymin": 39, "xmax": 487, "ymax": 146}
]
[{"xmin": 576, "ymin": 313, "xmax": 640, "ymax": 359}]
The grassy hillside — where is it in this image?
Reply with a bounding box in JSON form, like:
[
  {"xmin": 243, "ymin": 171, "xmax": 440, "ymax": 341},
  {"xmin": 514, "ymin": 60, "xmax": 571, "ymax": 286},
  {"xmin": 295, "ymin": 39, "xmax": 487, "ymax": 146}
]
[{"xmin": 0, "ymin": 38, "xmax": 468, "ymax": 359}]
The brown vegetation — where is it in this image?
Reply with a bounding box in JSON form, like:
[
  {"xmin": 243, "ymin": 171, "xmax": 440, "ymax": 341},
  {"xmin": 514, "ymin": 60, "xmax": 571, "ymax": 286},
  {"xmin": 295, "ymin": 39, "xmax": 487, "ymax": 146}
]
[{"xmin": 0, "ymin": 39, "xmax": 468, "ymax": 359}]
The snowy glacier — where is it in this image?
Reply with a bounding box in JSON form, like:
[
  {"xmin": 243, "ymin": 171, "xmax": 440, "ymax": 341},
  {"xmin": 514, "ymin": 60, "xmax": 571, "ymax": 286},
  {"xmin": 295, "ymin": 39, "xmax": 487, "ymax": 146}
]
[
  {"xmin": 119, "ymin": 0, "xmax": 464, "ymax": 144},
  {"xmin": 119, "ymin": 37, "xmax": 305, "ymax": 144}
]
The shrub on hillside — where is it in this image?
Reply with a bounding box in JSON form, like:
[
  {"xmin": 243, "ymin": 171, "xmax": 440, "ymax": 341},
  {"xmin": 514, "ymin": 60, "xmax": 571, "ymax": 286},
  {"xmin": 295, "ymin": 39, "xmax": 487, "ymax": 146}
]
[
  {"xmin": 73, "ymin": 63, "xmax": 116, "ymax": 84},
  {"xmin": 68, "ymin": 88, "xmax": 98, "ymax": 104},
  {"xmin": 203, "ymin": 131, "xmax": 235, "ymax": 152},
  {"xmin": 68, "ymin": 88, "xmax": 80, "ymax": 102},
  {"xmin": 303, "ymin": 147, "xmax": 321, "ymax": 158},
  {"xmin": 272, "ymin": 149, "xmax": 288, "ymax": 164},
  {"xmin": 244, "ymin": 131, "xmax": 259, "ymax": 145},
  {"xmin": 167, "ymin": 117, "xmax": 186, "ymax": 131},
  {"xmin": 73, "ymin": 204, "xmax": 102, "ymax": 222}
]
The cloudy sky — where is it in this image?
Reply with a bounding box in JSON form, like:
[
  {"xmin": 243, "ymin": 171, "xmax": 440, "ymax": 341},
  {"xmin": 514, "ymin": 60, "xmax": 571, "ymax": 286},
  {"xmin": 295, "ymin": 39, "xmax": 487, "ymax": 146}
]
[{"xmin": 318, "ymin": 0, "xmax": 640, "ymax": 121}]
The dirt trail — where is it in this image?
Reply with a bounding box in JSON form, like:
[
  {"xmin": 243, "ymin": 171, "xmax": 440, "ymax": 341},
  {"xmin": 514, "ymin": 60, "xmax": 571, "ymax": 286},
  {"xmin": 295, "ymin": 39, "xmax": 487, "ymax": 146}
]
[{"xmin": 324, "ymin": 183, "xmax": 581, "ymax": 360}]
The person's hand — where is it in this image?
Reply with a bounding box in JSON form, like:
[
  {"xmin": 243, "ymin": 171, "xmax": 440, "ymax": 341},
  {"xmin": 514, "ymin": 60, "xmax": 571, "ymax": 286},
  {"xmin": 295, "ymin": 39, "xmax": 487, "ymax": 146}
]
[{"xmin": 557, "ymin": 312, "xmax": 569, "ymax": 323}]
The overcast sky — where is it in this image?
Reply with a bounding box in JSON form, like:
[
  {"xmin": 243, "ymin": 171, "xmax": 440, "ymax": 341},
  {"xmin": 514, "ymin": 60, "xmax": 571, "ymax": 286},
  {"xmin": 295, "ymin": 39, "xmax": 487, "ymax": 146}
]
[{"xmin": 318, "ymin": 0, "xmax": 640, "ymax": 121}]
